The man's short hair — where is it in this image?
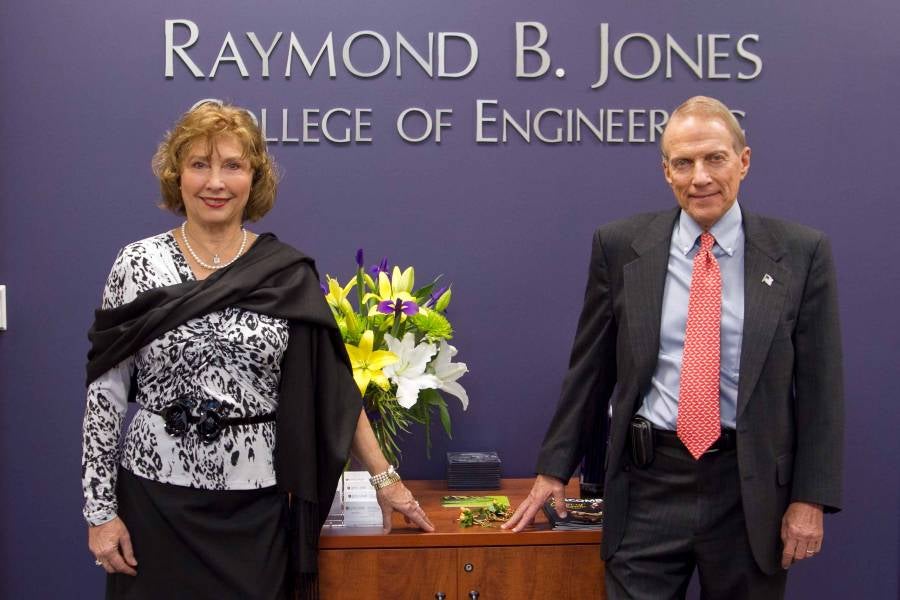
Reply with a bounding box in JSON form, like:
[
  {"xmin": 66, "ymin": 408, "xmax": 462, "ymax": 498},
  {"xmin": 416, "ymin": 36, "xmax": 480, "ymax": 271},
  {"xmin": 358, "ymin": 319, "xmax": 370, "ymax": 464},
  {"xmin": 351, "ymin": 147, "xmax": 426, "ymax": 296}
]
[{"xmin": 661, "ymin": 96, "xmax": 746, "ymax": 159}]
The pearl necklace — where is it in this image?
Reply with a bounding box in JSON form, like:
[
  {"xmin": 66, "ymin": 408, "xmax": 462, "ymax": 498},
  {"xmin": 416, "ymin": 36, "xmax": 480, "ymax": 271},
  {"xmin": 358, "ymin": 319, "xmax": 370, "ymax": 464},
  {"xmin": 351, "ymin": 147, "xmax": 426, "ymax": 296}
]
[{"xmin": 180, "ymin": 222, "xmax": 248, "ymax": 270}]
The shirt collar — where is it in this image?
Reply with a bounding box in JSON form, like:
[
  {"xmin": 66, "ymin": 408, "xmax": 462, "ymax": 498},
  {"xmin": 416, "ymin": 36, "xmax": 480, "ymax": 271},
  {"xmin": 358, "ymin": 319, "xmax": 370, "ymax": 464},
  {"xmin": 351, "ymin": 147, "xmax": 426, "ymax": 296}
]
[{"xmin": 675, "ymin": 200, "xmax": 743, "ymax": 257}]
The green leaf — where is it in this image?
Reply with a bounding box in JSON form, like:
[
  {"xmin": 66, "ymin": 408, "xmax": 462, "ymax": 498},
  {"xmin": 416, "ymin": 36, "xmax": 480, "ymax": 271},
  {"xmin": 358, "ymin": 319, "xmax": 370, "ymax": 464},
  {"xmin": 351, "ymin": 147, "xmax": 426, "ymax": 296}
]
[
  {"xmin": 418, "ymin": 388, "xmax": 442, "ymax": 407},
  {"xmin": 412, "ymin": 276, "xmax": 443, "ymax": 302},
  {"xmin": 384, "ymin": 415, "xmax": 397, "ymax": 435},
  {"xmin": 437, "ymin": 398, "xmax": 453, "ymax": 439},
  {"xmin": 424, "ymin": 409, "xmax": 431, "ymax": 459},
  {"xmin": 459, "ymin": 508, "xmax": 475, "ymax": 527}
]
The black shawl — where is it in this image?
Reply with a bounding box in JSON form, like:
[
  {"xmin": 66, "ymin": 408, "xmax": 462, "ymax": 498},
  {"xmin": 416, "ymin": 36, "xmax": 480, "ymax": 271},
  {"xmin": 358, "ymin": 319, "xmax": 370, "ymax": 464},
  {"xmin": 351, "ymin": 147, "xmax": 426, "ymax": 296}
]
[{"xmin": 86, "ymin": 233, "xmax": 362, "ymax": 598}]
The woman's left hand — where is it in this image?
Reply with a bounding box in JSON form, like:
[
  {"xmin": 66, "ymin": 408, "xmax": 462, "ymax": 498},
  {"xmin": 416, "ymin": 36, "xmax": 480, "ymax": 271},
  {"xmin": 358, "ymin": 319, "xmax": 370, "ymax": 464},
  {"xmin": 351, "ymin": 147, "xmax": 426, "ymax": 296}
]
[{"xmin": 375, "ymin": 482, "xmax": 435, "ymax": 533}]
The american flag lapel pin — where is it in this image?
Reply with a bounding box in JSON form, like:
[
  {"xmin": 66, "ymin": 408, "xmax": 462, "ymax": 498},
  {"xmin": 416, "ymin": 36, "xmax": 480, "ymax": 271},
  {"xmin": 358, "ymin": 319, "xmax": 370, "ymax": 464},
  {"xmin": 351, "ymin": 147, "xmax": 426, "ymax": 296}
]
[{"xmin": 762, "ymin": 274, "xmax": 774, "ymax": 286}]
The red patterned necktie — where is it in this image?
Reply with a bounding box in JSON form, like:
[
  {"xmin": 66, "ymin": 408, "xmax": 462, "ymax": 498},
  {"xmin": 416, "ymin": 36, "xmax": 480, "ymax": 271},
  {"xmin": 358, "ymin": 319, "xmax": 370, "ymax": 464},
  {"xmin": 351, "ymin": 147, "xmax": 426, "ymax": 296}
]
[{"xmin": 677, "ymin": 231, "xmax": 722, "ymax": 459}]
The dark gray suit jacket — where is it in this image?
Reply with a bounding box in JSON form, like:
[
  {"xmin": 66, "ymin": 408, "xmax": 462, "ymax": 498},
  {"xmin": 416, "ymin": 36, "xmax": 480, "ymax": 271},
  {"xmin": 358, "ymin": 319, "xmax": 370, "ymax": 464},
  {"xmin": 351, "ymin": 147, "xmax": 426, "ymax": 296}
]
[{"xmin": 536, "ymin": 207, "xmax": 844, "ymax": 574}]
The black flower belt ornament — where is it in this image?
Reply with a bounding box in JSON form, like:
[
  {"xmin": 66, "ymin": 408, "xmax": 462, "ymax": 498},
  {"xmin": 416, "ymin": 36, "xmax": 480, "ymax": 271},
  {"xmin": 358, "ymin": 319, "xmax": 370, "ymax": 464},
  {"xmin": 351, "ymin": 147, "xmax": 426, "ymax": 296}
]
[
  {"xmin": 158, "ymin": 397, "xmax": 275, "ymax": 444},
  {"xmin": 161, "ymin": 397, "xmax": 195, "ymax": 437}
]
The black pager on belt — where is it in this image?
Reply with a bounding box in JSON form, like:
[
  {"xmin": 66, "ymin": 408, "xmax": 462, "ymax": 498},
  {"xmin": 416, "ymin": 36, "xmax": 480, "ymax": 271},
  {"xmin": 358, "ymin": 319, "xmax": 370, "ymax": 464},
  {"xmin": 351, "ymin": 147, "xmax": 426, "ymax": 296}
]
[{"xmin": 630, "ymin": 415, "xmax": 655, "ymax": 469}]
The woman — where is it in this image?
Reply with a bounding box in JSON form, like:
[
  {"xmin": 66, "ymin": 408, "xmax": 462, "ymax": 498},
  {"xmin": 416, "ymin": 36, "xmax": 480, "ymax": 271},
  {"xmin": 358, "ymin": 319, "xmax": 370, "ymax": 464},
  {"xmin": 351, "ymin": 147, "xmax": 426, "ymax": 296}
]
[{"xmin": 82, "ymin": 99, "xmax": 433, "ymax": 599}]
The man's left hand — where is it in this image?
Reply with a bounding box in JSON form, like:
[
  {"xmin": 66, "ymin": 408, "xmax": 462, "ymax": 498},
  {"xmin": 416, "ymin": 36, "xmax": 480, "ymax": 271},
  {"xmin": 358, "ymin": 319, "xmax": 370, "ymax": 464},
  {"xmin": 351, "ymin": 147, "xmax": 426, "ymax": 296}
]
[{"xmin": 780, "ymin": 501, "xmax": 824, "ymax": 569}]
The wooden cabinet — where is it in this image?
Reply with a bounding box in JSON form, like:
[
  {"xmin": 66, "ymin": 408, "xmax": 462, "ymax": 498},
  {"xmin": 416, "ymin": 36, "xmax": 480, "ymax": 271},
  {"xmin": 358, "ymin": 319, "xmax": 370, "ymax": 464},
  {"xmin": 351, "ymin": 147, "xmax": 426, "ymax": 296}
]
[{"xmin": 319, "ymin": 479, "xmax": 605, "ymax": 600}]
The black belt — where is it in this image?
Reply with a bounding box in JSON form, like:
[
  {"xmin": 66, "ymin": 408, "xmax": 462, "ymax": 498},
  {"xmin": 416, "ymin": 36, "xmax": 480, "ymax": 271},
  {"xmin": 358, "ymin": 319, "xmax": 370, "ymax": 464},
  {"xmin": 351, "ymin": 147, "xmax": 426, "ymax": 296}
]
[
  {"xmin": 653, "ymin": 427, "xmax": 737, "ymax": 453},
  {"xmin": 147, "ymin": 398, "xmax": 276, "ymax": 444}
]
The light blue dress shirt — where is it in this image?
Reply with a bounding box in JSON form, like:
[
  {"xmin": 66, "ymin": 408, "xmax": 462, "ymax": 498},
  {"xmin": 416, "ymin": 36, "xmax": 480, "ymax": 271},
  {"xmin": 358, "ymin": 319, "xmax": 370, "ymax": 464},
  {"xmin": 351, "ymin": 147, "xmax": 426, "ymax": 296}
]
[{"xmin": 637, "ymin": 201, "xmax": 745, "ymax": 430}]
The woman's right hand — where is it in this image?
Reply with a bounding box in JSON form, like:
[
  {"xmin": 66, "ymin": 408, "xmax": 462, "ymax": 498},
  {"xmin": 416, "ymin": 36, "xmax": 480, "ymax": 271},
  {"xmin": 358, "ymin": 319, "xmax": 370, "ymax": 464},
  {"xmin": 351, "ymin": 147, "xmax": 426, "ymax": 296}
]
[{"xmin": 88, "ymin": 517, "xmax": 138, "ymax": 575}]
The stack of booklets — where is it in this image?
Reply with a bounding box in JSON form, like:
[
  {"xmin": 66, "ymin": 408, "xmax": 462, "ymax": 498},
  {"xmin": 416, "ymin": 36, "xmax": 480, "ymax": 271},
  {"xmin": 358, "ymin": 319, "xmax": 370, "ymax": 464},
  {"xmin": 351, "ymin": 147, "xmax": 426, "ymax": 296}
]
[
  {"xmin": 323, "ymin": 471, "xmax": 383, "ymax": 528},
  {"xmin": 446, "ymin": 451, "xmax": 502, "ymax": 490},
  {"xmin": 542, "ymin": 497, "xmax": 604, "ymax": 530},
  {"xmin": 342, "ymin": 471, "xmax": 383, "ymax": 527}
]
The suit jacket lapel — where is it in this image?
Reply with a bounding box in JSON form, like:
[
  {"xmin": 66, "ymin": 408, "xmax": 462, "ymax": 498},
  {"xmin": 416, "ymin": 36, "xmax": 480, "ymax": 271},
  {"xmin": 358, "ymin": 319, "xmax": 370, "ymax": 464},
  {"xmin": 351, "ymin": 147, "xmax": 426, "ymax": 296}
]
[
  {"xmin": 624, "ymin": 209, "xmax": 679, "ymax": 405},
  {"xmin": 737, "ymin": 210, "xmax": 790, "ymax": 418}
]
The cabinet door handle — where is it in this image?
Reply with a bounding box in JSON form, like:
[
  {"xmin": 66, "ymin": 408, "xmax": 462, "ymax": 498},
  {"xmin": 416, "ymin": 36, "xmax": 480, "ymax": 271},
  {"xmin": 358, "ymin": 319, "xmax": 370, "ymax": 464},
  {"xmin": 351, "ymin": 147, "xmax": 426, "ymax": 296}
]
[
  {"xmin": 435, "ymin": 594, "xmax": 446, "ymax": 600},
  {"xmin": 463, "ymin": 562, "xmax": 474, "ymax": 573},
  {"xmin": 468, "ymin": 592, "xmax": 480, "ymax": 599}
]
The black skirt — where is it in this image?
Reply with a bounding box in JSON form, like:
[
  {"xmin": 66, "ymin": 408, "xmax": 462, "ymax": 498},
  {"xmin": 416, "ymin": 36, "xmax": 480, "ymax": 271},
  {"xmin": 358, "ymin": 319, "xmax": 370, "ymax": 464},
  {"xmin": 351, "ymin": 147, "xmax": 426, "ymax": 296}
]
[{"xmin": 106, "ymin": 468, "xmax": 290, "ymax": 600}]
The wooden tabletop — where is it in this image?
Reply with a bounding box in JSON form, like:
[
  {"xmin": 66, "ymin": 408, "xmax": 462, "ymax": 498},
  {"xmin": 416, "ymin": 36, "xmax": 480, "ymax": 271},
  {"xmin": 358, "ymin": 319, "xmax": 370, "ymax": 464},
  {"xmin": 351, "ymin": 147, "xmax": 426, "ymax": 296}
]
[{"xmin": 320, "ymin": 478, "xmax": 603, "ymax": 549}]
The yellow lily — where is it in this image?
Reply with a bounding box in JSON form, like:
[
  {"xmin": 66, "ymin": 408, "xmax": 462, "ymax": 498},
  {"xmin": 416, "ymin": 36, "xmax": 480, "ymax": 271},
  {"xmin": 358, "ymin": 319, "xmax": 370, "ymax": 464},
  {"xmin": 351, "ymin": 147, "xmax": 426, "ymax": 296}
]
[
  {"xmin": 363, "ymin": 267, "xmax": 424, "ymax": 317},
  {"xmin": 324, "ymin": 276, "xmax": 356, "ymax": 315},
  {"xmin": 345, "ymin": 330, "xmax": 398, "ymax": 396},
  {"xmin": 391, "ymin": 266, "xmax": 415, "ymax": 294}
]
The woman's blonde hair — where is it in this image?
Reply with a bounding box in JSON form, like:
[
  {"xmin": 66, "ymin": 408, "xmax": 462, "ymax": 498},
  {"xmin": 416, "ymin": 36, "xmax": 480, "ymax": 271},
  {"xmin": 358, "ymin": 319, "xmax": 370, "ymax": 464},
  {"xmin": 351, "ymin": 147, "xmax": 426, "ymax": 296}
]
[{"xmin": 151, "ymin": 100, "xmax": 278, "ymax": 222}]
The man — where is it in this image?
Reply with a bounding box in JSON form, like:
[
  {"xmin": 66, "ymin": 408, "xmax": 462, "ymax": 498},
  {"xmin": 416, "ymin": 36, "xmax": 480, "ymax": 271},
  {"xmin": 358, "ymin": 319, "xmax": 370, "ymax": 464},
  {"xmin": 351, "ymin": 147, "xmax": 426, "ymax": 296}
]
[{"xmin": 503, "ymin": 96, "xmax": 843, "ymax": 599}]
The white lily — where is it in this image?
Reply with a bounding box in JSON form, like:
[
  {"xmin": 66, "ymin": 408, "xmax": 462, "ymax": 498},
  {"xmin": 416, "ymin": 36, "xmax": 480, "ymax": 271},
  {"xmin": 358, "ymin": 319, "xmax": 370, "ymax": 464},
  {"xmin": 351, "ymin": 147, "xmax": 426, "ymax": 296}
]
[
  {"xmin": 428, "ymin": 340, "xmax": 469, "ymax": 410},
  {"xmin": 383, "ymin": 333, "xmax": 441, "ymax": 409}
]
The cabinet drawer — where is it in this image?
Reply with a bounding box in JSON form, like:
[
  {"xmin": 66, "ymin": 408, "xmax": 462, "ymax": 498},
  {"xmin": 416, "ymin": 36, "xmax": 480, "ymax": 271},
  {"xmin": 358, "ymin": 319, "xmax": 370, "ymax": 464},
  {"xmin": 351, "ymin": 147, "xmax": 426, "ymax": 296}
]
[
  {"xmin": 459, "ymin": 545, "xmax": 605, "ymax": 600},
  {"xmin": 319, "ymin": 547, "xmax": 456, "ymax": 600}
]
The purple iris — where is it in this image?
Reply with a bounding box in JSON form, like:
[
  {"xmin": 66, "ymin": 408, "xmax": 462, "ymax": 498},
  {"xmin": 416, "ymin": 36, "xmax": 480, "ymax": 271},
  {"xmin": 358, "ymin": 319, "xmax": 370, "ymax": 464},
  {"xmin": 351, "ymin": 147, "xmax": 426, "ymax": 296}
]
[
  {"xmin": 377, "ymin": 299, "xmax": 419, "ymax": 316},
  {"xmin": 425, "ymin": 285, "xmax": 447, "ymax": 308},
  {"xmin": 355, "ymin": 248, "xmax": 365, "ymax": 268},
  {"xmin": 369, "ymin": 257, "xmax": 389, "ymax": 278}
]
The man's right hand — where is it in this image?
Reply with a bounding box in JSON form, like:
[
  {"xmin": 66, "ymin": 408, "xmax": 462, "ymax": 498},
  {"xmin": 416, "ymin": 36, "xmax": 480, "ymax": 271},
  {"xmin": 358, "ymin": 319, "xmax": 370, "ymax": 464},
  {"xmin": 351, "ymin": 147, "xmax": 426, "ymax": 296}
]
[
  {"xmin": 88, "ymin": 516, "xmax": 138, "ymax": 576},
  {"xmin": 502, "ymin": 474, "xmax": 567, "ymax": 532}
]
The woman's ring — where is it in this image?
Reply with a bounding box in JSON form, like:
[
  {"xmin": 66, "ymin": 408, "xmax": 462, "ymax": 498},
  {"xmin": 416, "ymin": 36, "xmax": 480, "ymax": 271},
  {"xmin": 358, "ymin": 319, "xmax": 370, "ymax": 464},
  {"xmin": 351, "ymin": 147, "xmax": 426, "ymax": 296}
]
[
  {"xmin": 805, "ymin": 550, "xmax": 815, "ymax": 555},
  {"xmin": 95, "ymin": 559, "xmax": 103, "ymax": 566}
]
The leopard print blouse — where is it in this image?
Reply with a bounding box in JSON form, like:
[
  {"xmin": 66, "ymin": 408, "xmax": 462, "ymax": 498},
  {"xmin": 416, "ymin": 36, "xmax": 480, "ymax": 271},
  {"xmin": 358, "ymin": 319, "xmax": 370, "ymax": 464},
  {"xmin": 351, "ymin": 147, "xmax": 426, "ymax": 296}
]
[{"xmin": 81, "ymin": 232, "xmax": 289, "ymax": 526}]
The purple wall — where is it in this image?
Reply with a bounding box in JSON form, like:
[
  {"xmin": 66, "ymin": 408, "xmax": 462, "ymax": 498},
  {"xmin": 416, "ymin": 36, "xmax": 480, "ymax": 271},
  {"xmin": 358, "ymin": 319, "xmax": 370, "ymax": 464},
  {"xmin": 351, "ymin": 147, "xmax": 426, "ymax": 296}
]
[{"xmin": 1, "ymin": 1, "xmax": 897, "ymax": 597}]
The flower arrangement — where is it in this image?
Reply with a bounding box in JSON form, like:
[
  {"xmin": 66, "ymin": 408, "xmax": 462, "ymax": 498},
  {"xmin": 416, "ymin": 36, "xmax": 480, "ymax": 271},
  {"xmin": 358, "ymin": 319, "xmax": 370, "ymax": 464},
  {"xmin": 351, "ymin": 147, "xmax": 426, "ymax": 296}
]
[{"xmin": 324, "ymin": 249, "xmax": 468, "ymax": 466}]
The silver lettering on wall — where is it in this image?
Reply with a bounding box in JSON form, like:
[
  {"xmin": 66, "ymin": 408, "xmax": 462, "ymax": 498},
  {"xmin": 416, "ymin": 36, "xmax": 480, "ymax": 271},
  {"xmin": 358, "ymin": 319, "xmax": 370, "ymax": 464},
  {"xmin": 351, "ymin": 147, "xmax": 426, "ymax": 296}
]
[
  {"xmin": 475, "ymin": 101, "xmax": 745, "ymax": 145},
  {"xmin": 164, "ymin": 19, "xmax": 755, "ymax": 145},
  {"xmin": 253, "ymin": 103, "xmax": 743, "ymax": 145},
  {"xmin": 165, "ymin": 20, "xmax": 761, "ymax": 87},
  {"xmin": 247, "ymin": 32, "xmax": 283, "ymax": 79},
  {"xmin": 516, "ymin": 22, "xmax": 551, "ymax": 78},
  {"xmin": 396, "ymin": 108, "xmax": 454, "ymax": 143},
  {"xmin": 165, "ymin": 19, "xmax": 204, "ymax": 78},
  {"xmin": 286, "ymin": 32, "xmax": 336, "ymax": 78},
  {"xmin": 589, "ymin": 24, "xmax": 762, "ymax": 88},
  {"xmin": 165, "ymin": 20, "xmax": 478, "ymax": 80},
  {"xmin": 210, "ymin": 32, "xmax": 249, "ymax": 78},
  {"xmin": 260, "ymin": 108, "xmax": 374, "ymax": 144}
]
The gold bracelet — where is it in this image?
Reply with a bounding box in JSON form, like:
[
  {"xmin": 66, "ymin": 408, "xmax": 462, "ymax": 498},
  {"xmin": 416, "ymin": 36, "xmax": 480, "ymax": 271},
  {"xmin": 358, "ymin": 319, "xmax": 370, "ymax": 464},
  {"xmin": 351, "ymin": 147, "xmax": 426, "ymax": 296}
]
[{"xmin": 369, "ymin": 465, "xmax": 401, "ymax": 489}]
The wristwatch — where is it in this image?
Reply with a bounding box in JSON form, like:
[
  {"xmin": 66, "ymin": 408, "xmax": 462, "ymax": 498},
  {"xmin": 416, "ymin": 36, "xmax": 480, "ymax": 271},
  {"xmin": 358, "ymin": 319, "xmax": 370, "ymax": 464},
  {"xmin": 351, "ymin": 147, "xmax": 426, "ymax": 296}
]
[{"xmin": 369, "ymin": 465, "xmax": 401, "ymax": 489}]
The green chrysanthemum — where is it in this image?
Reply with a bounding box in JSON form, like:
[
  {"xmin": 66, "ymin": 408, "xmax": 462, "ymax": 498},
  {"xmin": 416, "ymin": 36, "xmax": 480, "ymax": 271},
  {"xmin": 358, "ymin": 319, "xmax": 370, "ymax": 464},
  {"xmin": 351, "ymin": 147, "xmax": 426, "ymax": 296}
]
[{"xmin": 410, "ymin": 311, "xmax": 453, "ymax": 340}]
